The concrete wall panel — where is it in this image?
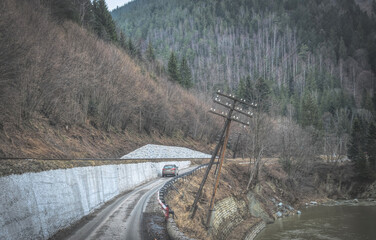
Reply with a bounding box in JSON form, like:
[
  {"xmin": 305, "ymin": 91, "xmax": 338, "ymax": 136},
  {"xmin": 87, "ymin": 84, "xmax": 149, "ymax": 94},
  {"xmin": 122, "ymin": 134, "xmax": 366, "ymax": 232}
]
[{"xmin": 0, "ymin": 161, "xmax": 190, "ymax": 240}]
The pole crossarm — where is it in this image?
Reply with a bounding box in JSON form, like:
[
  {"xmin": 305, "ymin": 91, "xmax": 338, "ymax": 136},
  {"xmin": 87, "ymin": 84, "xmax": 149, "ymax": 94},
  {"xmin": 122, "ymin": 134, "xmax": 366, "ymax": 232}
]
[
  {"xmin": 212, "ymin": 99, "xmax": 254, "ymax": 118},
  {"xmin": 209, "ymin": 110, "xmax": 250, "ymax": 126},
  {"xmin": 190, "ymin": 90, "xmax": 257, "ymax": 222},
  {"xmin": 216, "ymin": 90, "xmax": 257, "ymax": 108}
]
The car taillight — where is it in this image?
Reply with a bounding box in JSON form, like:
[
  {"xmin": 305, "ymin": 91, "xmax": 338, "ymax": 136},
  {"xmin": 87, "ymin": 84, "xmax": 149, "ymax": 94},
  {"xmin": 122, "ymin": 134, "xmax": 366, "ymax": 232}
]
[{"xmin": 171, "ymin": 168, "xmax": 176, "ymax": 170}]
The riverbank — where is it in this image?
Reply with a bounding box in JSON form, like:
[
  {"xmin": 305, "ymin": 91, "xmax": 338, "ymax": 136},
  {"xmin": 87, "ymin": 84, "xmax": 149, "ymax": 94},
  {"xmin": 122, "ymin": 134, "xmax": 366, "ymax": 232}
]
[
  {"xmin": 165, "ymin": 160, "xmax": 376, "ymax": 239},
  {"xmin": 255, "ymin": 200, "xmax": 376, "ymax": 240}
]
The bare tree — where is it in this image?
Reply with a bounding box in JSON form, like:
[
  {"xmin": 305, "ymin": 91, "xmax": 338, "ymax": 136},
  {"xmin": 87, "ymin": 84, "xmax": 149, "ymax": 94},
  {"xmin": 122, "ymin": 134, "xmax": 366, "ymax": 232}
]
[{"xmin": 246, "ymin": 111, "xmax": 273, "ymax": 190}]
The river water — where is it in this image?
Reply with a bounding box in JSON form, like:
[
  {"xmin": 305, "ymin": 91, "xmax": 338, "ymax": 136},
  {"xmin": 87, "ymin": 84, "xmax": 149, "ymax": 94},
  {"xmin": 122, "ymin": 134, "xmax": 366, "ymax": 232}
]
[{"xmin": 255, "ymin": 201, "xmax": 376, "ymax": 240}]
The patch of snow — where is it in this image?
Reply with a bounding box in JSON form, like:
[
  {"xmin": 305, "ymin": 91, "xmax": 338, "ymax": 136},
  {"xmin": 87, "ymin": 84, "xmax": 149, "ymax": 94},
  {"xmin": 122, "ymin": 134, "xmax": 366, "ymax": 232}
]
[{"xmin": 121, "ymin": 144, "xmax": 212, "ymax": 159}]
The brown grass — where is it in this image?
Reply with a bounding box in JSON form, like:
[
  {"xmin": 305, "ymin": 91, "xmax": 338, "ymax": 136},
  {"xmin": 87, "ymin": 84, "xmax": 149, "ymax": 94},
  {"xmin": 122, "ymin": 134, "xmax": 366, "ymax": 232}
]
[
  {"xmin": 0, "ymin": 115, "xmax": 214, "ymax": 177},
  {"xmin": 0, "ymin": 0, "xmax": 220, "ymax": 161},
  {"xmin": 164, "ymin": 160, "xmax": 340, "ymax": 239},
  {"xmin": 166, "ymin": 162, "xmax": 250, "ymax": 239}
]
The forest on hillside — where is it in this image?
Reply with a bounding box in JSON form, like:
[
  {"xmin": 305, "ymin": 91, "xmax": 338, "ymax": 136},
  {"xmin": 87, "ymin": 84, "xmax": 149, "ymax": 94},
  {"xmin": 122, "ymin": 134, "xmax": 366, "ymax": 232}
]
[
  {"xmin": 0, "ymin": 0, "xmax": 220, "ymax": 153},
  {"xmin": 113, "ymin": 0, "xmax": 376, "ymax": 180}
]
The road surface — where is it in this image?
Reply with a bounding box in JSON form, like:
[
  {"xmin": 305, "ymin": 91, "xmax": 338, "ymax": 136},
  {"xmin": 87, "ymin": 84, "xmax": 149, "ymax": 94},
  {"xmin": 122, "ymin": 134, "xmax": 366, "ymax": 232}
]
[{"xmin": 54, "ymin": 167, "xmax": 194, "ymax": 240}]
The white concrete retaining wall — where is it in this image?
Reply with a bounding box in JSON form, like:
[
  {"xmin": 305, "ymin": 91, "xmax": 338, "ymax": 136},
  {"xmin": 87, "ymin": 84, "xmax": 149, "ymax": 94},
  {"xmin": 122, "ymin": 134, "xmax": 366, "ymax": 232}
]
[{"xmin": 0, "ymin": 161, "xmax": 190, "ymax": 240}]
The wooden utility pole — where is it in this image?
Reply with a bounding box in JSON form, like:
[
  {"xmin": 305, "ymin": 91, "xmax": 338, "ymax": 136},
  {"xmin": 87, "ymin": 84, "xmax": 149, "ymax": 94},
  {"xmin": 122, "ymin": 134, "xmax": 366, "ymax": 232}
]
[{"xmin": 190, "ymin": 90, "xmax": 256, "ymax": 222}]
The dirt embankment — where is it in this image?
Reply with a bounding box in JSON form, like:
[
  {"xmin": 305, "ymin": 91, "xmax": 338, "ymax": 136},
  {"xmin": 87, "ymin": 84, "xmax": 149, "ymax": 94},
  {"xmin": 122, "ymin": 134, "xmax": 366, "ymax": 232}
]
[
  {"xmin": 0, "ymin": 116, "xmax": 213, "ymax": 177},
  {"xmin": 166, "ymin": 160, "xmax": 375, "ymax": 240}
]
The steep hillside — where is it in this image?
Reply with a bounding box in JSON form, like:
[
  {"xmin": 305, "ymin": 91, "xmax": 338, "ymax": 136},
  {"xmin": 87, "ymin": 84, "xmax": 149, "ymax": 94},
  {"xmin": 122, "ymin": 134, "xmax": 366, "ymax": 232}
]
[
  {"xmin": 0, "ymin": 0, "xmax": 220, "ymax": 160},
  {"xmin": 113, "ymin": 0, "xmax": 376, "ymax": 120}
]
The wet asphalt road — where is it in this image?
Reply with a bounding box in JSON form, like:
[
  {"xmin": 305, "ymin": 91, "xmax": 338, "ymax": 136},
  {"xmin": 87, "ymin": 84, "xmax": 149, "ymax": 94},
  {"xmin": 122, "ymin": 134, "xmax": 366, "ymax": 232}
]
[{"xmin": 57, "ymin": 167, "xmax": 194, "ymax": 240}]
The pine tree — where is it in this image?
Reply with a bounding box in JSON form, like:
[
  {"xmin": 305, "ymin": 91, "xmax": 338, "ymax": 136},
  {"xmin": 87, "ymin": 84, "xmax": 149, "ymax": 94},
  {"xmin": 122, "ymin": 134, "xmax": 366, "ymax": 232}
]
[
  {"xmin": 180, "ymin": 56, "xmax": 192, "ymax": 88},
  {"xmin": 348, "ymin": 118, "xmax": 369, "ymax": 178},
  {"xmin": 236, "ymin": 77, "xmax": 246, "ymax": 99},
  {"xmin": 47, "ymin": 0, "xmax": 78, "ymax": 22},
  {"xmin": 348, "ymin": 118, "xmax": 362, "ymax": 162},
  {"xmin": 361, "ymin": 90, "xmax": 374, "ymax": 112},
  {"xmin": 119, "ymin": 31, "xmax": 127, "ymax": 50},
  {"xmin": 127, "ymin": 38, "xmax": 136, "ymax": 57},
  {"xmin": 244, "ymin": 76, "xmax": 253, "ymax": 102},
  {"xmin": 254, "ymin": 77, "xmax": 270, "ymax": 111},
  {"xmin": 146, "ymin": 41, "xmax": 156, "ymax": 62},
  {"xmin": 367, "ymin": 122, "xmax": 376, "ymax": 171},
  {"xmin": 168, "ymin": 51, "xmax": 180, "ymax": 83},
  {"xmin": 339, "ymin": 37, "xmax": 347, "ymax": 60},
  {"xmin": 92, "ymin": 0, "xmax": 117, "ymax": 42},
  {"xmin": 288, "ymin": 76, "xmax": 294, "ymax": 97},
  {"xmin": 301, "ymin": 91, "xmax": 320, "ymax": 128}
]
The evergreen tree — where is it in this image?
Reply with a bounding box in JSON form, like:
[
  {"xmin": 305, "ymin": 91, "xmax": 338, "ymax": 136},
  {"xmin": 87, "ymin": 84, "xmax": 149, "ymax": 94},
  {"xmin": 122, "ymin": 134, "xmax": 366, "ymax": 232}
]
[
  {"xmin": 45, "ymin": 0, "xmax": 78, "ymax": 22},
  {"xmin": 288, "ymin": 76, "xmax": 294, "ymax": 97},
  {"xmin": 361, "ymin": 90, "xmax": 374, "ymax": 112},
  {"xmin": 180, "ymin": 56, "xmax": 193, "ymax": 88},
  {"xmin": 244, "ymin": 76, "xmax": 253, "ymax": 102},
  {"xmin": 168, "ymin": 51, "xmax": 180, "ymax": 83},
  {"xmin": 301, "ymin": 91, "xmax": 320, "ymax": 128},
  {"xmin": 348, "ymin": 118, "xmax": 362, "ymax": 162},
  {"xmin": 92, "ymin": 0, "xmax": 117, "ymax": 42},
  {"xmin": 119, "ymin": 31, "xmax": 127, "ymax": 50},
  {"xmin": 254, "ymin": 77, "xmax": 270, "ymax": 111},
  {"xmin": 367, "ymin": 122, "xmax": 376, "ymax": 171},
  {"xmin": 237, "ymin": 77, "xmax": 246, "ymax": 99},
  {"xmin": 348, "ymin": 118, "xmax": 369, "ymax": 178},
  {"xmin": 146, "ymin": 41, "xmax": 156, "ymax": 62},
  {"xmin": 339, "ymin": 37, "xmax": 347, "ymax": 60},
  {"xmin": 43, "ymin": 0, "xmax": 94, "ymax": 25},
  {"xmin": 127, "ymin": 38, "xmax": 136, "ymax": 57}
]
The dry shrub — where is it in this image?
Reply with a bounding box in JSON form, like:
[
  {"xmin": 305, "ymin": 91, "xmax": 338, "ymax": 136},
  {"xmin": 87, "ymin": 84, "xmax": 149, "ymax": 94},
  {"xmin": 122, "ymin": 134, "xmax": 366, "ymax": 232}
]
[
  {"xmin": 0, "ymin": 0, "xmax": 220, "ymax": 143},
  {"xmin": 166, "ymin": 163, "xmax": 249, "ymax": 239}
]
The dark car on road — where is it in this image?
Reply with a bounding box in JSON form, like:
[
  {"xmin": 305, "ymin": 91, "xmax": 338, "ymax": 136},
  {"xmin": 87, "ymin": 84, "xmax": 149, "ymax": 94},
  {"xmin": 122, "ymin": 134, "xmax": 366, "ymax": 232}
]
[{"xmin": 162, "ymin": 164, "xmax": 179, "ymax": 177}]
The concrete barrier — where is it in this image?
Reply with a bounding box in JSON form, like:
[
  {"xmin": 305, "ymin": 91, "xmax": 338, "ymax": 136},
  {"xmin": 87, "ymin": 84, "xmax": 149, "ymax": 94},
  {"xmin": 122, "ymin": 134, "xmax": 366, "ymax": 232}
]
[{"xmin": 0, "ymin": 161, "xmax": 190, "ymax": 240}]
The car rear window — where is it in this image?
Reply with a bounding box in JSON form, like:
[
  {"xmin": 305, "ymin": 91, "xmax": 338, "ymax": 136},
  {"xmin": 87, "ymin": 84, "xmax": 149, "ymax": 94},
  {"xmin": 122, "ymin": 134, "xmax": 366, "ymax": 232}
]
[{"xmin": 164, "ymin": 165, "xmax": 175, "ymax": 169}]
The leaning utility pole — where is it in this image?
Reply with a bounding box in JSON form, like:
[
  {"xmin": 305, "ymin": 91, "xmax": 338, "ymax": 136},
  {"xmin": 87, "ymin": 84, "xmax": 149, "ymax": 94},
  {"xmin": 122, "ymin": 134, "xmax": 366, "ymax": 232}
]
[{"xmin": 190, "ymin": 90, "xmax": 257, "ymax": 222}]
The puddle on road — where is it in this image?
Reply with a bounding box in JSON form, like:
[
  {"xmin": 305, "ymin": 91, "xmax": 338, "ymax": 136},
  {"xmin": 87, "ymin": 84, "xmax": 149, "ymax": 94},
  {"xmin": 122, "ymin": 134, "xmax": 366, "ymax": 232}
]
[{"xmin": 143, "ymin": 213, "xmax": 171, "ymax": 240}]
